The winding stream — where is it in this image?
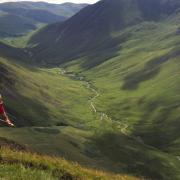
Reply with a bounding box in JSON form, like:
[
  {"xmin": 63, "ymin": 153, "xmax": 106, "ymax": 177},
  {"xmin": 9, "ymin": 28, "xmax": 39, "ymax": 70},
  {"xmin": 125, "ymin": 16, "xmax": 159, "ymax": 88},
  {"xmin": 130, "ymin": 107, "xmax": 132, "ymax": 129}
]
[
  {"xmin": 60, "ymin": 68, "xmax": 163, "ymax": 147},
  {"xmin": 59, "ymin": 68, "xmax": 180, "ymax": 164},
  {"xmin": 60, "ymin": 68, "xmax": 128, "ymax": 134}
]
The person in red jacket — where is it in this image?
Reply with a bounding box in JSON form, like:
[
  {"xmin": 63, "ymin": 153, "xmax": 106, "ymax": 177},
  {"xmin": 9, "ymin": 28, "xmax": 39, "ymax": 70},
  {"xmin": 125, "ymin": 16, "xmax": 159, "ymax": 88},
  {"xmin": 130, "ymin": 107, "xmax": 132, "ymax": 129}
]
[{"xmin": 0, "ymin": 94, "xmax": 14, "ymax": 127}]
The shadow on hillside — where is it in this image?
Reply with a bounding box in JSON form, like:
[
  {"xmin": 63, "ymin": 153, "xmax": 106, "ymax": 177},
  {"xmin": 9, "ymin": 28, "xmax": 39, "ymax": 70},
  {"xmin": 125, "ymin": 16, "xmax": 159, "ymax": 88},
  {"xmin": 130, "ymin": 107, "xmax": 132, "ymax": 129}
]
[
  {"xmin": 122, "ymin": 48, "xmax": 180, "ymax": 90},
  {"xmin": 0, "ymin": 64, "xmax": 15, "ymax": 86},
  {"xmin": 81, "ymin": 32, "xmax": 131, "ymax": 69},
  {"xmin": 0, "ymin": 137, "xmax": 30, "ymax": 151},
  {"xmin": 131, "ymin": 98, "xmax": 180, "ymax": 150},
  {"xmin": 0, "ymin": 42, "xmax": 28, "ymax": 61},
  {"xmin": 0, "ymin": 43, "xmax": 42, "ymax": 73},
  {"xmin": 93, "ymin": 131, "xmax": 177, "ymax": 179},
  {"xmin": 3, "ymin": 91, "xmax": 51, "ymax": 127},
  {"xmin": 27, "ymin": 20, "xmax": 132, "ymax": 69},
  {"xmin": 0, "ymin": 64, "xmax": 51, "ymax": 127}
]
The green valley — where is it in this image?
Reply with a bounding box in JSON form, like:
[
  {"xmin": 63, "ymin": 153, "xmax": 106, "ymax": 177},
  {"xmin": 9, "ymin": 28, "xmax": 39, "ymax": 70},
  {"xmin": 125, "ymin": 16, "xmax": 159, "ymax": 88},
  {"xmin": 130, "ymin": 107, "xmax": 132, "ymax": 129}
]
[{"xmin": 0, "ymin": 0, "xmax": 180, "ymax": 179}]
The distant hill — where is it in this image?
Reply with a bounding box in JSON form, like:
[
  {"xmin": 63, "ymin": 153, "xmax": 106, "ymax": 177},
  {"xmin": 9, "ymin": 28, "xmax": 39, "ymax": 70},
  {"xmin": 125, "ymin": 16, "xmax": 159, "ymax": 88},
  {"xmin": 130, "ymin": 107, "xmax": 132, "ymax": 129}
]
[
  {"xmin": 0, "ymin": 2, "xmax": 88, "ymax": 17},
  {"xmin": 0, "ymin": 1, "xmax": 88, "ymax": 37}
]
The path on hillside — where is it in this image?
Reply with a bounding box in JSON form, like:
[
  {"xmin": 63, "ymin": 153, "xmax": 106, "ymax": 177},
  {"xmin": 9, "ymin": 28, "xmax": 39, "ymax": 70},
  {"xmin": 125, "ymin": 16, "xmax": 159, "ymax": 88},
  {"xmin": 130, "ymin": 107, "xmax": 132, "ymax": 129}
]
[{"xmin": 60, "ymin": 68, "xmax": 128, "ymax": 134}]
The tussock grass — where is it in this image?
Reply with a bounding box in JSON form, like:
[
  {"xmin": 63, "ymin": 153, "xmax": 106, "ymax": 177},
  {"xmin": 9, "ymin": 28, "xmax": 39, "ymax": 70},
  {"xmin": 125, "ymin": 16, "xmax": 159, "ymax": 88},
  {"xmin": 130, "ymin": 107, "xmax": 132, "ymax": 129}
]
[{"xmin": 0, "ymin": 147, "xmax": 140, "ymax": 180}]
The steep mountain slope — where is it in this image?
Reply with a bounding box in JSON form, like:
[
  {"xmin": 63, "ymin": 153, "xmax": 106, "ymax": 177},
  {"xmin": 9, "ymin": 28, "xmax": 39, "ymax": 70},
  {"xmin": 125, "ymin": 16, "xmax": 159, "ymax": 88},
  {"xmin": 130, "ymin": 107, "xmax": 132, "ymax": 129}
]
[
  {"xmin": 29, "ymin": 0, "xmax": 180, "ymax": 65},
  {"xmin": 0, "ymin": 2, "xmax": 87, "ymax": 38}
]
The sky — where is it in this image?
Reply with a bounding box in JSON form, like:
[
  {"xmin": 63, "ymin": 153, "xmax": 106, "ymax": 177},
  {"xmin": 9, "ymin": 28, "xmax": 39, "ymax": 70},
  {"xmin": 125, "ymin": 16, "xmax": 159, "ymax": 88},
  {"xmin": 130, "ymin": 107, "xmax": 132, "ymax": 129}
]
[{"xmin": 0, "ymin": 0, "xmax": 99, "ymax": 4}]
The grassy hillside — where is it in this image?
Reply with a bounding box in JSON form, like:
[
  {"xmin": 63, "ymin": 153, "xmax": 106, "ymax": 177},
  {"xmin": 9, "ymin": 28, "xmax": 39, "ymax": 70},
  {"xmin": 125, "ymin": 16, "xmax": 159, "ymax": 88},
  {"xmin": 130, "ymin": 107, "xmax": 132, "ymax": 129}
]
[
  {"xmin": 0, "ymin": 12, "xmax": 37, "ymax": 37},
  {"xmin": 0, "ymin": 139, "xmax": 139, "ymax": 180}
]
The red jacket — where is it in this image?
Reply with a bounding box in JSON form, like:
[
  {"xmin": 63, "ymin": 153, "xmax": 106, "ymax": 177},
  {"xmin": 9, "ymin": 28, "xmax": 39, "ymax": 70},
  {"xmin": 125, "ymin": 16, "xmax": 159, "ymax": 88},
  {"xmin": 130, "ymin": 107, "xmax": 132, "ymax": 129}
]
[{"xmin": 0, "ymin": 102, "xmax": 5, "ymax": 114}]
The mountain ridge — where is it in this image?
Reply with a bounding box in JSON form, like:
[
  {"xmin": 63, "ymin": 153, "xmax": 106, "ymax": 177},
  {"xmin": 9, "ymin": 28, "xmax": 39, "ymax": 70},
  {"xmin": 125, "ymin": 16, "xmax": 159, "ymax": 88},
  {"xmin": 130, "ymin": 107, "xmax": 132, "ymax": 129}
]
[{"xmin": 29, "ymin": 0, "xmax": 180, "ymax": 65}]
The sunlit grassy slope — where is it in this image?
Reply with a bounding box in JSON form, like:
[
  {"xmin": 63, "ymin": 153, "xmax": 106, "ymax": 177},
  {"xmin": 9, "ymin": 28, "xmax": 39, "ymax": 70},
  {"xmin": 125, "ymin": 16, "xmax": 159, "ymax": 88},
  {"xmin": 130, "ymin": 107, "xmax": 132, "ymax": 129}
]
[{"xmin": 0, "ymin": 143, "xmax": 140, "ymax": 180}]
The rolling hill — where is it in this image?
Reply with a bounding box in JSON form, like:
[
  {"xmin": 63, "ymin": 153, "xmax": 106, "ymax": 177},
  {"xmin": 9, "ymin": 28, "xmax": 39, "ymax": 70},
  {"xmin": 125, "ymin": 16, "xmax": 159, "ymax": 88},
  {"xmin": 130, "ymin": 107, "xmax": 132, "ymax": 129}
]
[
  {"xmin": 0, "ymin": 1, "xmax": 88, "ymax": 17},
  {"xmin": 0, "ymin": 1, "xmax": 87, "ymax": 38},
  {"xmin": 0, "ymin": 0, "xmax": 180, "ymax": 179}
]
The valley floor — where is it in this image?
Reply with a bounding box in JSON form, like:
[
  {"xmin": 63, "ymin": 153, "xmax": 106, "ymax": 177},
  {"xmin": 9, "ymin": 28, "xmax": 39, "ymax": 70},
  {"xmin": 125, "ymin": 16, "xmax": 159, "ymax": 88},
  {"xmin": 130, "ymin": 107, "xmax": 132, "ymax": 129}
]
[{"xmin": 0, "ymin": 65, "xmax": 180, "ymax": 180}]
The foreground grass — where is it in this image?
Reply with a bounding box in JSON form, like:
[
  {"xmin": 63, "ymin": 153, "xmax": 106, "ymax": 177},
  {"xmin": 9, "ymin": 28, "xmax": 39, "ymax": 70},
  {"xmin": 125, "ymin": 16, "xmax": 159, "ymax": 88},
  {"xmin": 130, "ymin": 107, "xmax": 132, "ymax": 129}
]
[{"xmin": 0, "ymin": 147, "xmax": 140, "ymax": 180}]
